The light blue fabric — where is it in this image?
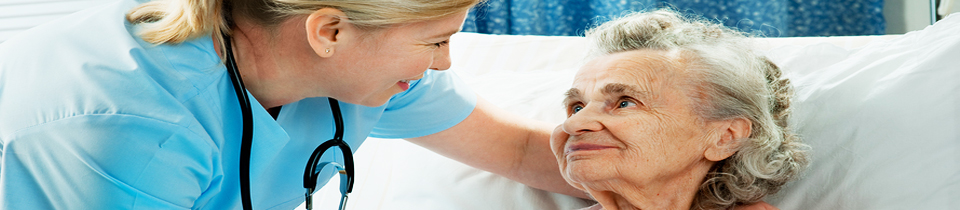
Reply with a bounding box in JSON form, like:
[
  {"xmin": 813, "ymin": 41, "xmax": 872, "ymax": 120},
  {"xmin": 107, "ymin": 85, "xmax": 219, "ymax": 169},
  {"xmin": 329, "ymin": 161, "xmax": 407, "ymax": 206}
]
[
  {"xmin": 0, "ymin": 0, "xmax": 476, "ymax": 209},
  {"xmin": 463, "ymin": 0, "xmax": 885, "ymax": 37}
]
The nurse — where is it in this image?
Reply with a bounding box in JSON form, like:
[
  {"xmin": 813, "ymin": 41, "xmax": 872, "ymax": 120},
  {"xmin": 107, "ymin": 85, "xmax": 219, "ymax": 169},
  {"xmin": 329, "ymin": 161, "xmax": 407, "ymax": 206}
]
[{"xmin": 0, "ymin": 0, "xmax": 579, "ymax": 209}]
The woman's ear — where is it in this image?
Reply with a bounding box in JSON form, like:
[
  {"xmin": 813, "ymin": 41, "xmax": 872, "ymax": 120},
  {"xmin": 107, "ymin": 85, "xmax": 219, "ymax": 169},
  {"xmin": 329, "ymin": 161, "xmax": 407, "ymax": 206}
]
[
  {"xmin": 704, "ymin": 117, "xmax": 751, "ymax": 161},
  {"xmin": 305, "ymin": 8, "xmax": 349, "ymax": 58}
]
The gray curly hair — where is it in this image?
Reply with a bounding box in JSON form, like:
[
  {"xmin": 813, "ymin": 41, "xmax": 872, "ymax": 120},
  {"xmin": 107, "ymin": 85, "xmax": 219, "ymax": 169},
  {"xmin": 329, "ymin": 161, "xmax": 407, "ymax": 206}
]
[{"xmin": 585, "ymin": 9, "xmax": 809, "ymax": 209}]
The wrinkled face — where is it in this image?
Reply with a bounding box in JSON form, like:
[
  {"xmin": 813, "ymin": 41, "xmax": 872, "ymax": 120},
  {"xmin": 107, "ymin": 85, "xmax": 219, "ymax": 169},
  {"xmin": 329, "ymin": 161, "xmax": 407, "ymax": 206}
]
[
  {"xmin": 552, "ymin": 50, "xmax": 718, "ymax": 191},
  {"xmin": 331, "ymin": 11, "xmax": 467, "ymax": 106}
]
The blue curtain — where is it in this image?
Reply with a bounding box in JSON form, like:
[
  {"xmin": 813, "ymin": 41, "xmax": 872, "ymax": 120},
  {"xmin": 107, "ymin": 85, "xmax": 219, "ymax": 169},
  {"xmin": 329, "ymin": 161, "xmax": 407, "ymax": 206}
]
[{"xmin": 462, "ymin": 0, "xmax": 885, "ymax": 37}]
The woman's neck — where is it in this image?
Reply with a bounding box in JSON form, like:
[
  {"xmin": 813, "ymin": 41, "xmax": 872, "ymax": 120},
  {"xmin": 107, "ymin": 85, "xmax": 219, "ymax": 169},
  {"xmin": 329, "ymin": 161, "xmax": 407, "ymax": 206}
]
[
  {"xmin": 585, "ymin": 184, "xmax": 694, "ymax": 210},
  {"xmin": 213, "ymin": 17, "xmax": 320, "ymax": 109},
  {"xmin": 582, "ymin": 161, "xmax": 713, "ymax": 210}
]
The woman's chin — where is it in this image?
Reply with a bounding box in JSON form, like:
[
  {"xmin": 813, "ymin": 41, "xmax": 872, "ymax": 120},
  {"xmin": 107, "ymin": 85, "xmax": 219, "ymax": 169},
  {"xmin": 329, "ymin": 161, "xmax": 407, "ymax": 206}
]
[{"xmin": 563, "ymin": 161, "xmax": 615, "ymax": 185}]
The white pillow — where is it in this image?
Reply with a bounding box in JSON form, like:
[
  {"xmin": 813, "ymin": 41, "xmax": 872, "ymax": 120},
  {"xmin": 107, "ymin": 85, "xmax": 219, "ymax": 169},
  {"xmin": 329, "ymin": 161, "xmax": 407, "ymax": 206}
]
[{"xmin": 765, "ymin": 14, "xmax": 960, "ymax": 209}]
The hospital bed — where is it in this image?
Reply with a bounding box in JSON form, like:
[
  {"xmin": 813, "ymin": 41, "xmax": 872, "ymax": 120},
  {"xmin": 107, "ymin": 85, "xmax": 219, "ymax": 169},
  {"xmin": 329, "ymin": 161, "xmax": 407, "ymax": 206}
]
[{"xmin": 308, "ymin": 14, "xmax": 960, "ymax": 209}]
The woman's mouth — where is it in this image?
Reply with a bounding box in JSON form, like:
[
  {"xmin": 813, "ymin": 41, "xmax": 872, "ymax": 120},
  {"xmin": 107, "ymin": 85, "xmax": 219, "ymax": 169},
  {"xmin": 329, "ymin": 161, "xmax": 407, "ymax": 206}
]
[
  {"xmin": 565, "ymin": 143, "xmax": 617, "ymax": 156},
  {"xmin": 397, "ymin": 80, "xmax": 411, "ymax": 91},
  {"xmin": 398, "ymin": 73, "xmax": 425, "ymax": 91}
]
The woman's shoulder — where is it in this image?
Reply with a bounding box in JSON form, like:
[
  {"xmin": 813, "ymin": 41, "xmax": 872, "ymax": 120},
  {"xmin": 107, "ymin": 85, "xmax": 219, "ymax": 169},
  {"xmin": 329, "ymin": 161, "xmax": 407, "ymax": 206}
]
[
  {"xmin": 0, "ymin": 0, "xmax": 221, "ymax": 78},
  {"xmin": 0, "ymin": 0, "xmax": 136, "ymax": 59},
  {"xmin": 0, "ymin": 0, "xmax": 229, "ymax": 127}
]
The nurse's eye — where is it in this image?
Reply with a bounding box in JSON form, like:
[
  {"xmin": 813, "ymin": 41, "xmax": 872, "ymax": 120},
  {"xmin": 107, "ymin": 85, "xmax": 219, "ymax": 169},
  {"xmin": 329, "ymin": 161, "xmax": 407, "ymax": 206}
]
[{"xmin": 433, "ymin": 40, "xmax": 449, "ymax": 47}]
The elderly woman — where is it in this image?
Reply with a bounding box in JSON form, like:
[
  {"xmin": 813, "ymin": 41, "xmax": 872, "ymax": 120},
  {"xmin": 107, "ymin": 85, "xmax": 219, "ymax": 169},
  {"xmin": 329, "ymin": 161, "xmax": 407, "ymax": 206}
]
[{"xmin": 550, "ymin": 10, "xmax": 809, "ymax": 210}]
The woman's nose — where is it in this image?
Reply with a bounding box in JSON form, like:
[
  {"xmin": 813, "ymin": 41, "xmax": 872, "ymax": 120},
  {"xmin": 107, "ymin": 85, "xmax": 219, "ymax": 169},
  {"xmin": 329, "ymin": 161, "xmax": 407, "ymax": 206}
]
[
  {"xmin": 429, "ymin": 46, "xmax": 452, "ymax": 71},
  {"xmin": 562, "ymin": 105, "xmax": 604, "ymax": 136}
]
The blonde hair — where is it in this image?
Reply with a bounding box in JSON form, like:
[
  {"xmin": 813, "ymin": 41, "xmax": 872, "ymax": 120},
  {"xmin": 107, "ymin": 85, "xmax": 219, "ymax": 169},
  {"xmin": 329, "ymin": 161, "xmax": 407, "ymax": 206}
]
[
  {"xmin": 586, "ymin": 9, "xmax": 809, "ymax": 209},
  {"xmin": 126, "ymin": 0, "xmax": 481, "ymax": 45}
]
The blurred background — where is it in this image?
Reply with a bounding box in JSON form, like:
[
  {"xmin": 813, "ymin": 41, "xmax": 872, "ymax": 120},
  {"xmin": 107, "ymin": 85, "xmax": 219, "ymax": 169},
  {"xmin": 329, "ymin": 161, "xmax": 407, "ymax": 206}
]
[
  {"xmin": 1, "ymin": 0, "xmax": 957, "ymax": 42},
  {"xmin": 462, "ymin": 0, "xmax": 953, "ymax": 36}
]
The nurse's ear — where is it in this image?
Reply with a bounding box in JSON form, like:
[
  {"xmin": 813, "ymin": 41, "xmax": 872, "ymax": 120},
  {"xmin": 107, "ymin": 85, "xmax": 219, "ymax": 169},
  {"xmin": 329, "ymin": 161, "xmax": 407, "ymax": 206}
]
[{"xmin": 305, "ymin": 8, "xmax": 350, "ymax": 58}]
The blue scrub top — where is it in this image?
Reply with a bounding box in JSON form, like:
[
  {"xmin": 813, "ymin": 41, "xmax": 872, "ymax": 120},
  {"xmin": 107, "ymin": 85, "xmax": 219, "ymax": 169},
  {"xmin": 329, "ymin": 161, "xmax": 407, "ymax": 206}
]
[{"xmin": 0, "ymin": 0, "xmax": 477, "ymax": 209}]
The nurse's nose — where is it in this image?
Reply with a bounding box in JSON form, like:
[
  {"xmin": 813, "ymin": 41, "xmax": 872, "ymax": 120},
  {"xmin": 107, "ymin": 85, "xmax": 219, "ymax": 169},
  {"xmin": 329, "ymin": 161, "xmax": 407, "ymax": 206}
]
[
  {"xmin": 429, "ymin": 44, "xmax": 452, "ymax": 71},
  {"xmin": 562, "ymin": 104, "xmax": 604, "ymax": 136}
]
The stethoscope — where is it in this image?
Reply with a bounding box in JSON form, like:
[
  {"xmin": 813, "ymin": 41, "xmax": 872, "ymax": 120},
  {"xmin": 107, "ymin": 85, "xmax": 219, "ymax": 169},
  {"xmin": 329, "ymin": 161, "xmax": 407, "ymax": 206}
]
[{"xmin": 222, "ymin": 34, "xmax": 354, "ymax": 210}]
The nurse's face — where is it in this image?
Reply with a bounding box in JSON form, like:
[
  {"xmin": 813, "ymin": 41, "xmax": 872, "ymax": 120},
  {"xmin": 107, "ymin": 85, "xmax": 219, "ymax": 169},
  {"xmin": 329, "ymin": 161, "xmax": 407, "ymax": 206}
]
[{"xmin": 326, "ymin": 11, "xmax": 467, "ymax": 107}]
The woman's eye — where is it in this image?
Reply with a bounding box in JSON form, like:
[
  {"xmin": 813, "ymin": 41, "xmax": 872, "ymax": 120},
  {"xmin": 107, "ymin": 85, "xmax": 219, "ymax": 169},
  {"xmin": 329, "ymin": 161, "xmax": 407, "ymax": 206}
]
[
  {"xmin": 618, "ymin": 100, "xmax": 636, "ymax": 108},
  {"xmin": 434, "ymin": 40, "xmax": 449, "ymax": 47}
]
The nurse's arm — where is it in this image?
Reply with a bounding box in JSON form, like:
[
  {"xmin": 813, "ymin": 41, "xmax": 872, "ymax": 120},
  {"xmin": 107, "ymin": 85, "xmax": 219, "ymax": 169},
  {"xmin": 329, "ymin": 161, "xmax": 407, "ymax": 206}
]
[{"xmin": 406, "ymin": 96, "xmax": 588, "ymax": 198}]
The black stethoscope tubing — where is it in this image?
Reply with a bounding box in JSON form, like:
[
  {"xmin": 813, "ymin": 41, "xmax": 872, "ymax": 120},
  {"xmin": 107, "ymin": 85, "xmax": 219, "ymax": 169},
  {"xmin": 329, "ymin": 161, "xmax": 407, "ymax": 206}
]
[
  {"xmin": 222, "ymin": 34, "xmax": 255, "ymax": 210},
  {"xmin": 222, "ymin": 34, "xmax": 354, "ymax": 210}
]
